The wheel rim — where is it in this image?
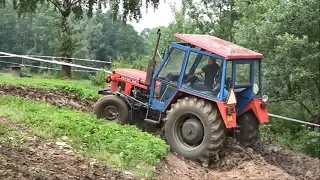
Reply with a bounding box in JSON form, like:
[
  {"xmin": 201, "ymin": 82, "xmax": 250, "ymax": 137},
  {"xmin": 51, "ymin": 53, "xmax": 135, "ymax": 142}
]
[
  {"xmin": 174, "ymin": 114, "xmax": 204, "ymax": 149},
  {"xmin": 104, "ymin": 105, "xmax": 119, "ymax": 120}
]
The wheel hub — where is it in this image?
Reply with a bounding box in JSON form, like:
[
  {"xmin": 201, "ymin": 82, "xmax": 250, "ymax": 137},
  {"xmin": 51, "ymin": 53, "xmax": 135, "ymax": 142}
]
[
  {"xmin": 104, "ymin": 106, "xmax": 119, "ymax": 120},
  {"xmin": 181, "ymin": 118, "xmax": 204, "ymax": 144}
]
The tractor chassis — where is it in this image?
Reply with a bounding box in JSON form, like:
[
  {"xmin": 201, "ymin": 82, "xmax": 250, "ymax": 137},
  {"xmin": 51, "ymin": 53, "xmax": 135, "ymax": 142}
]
[{"xmin": 98, "ymin": 88, "xmax": 250, "ymax": 141}]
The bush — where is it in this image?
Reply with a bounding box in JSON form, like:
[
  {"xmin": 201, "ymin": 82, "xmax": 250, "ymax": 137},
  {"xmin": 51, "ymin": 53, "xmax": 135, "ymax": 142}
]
[
  {"xmin": 89, "ymin": 71, "xmax": 107, "ymax": 87},
  {"xmin": 111, "ymin": 56, "xmax": 153, "ymax": 71},
  {"xmin": 260, "ymin": 117, "xmax": 320, "ymax": 158}
]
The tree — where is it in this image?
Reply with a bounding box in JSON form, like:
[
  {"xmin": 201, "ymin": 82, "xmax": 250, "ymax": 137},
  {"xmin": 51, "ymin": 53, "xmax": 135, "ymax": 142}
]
[
  {"xmin": 0, "ymin": 0, "xmax": 161, "ymax": 77},
  {"xmin": 234, "ymin": 0, "xmax": 320, "ymax": 117},
  {"xmin": 182, "ymin": 0, "xmax": 238, "ymax": 42},
  {"xmin": 88, "ymin": 12, "xmax": 146, "ymax": 64},
  {"xmin": 0, "ymin": 0, "xmax": 60, "ymax": 70}
]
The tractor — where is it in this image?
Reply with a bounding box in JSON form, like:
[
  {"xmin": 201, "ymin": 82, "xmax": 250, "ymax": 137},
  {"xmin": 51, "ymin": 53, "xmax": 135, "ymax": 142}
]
[{"xmin": 94, "ymin": 30, "xmax": 269, "ymax": 165}]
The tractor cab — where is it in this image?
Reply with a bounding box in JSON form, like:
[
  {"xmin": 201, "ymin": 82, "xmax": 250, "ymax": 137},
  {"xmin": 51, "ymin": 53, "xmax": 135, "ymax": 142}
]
[{"xmin": 148, "ymin": 34, "xmax": 267, "ymax": 116}]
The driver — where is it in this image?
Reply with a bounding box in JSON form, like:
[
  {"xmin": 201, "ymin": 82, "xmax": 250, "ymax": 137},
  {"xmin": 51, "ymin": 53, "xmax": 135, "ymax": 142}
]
[{"xmin": 193, "ymin": 56, "xmax": 220, "ymax": 91}]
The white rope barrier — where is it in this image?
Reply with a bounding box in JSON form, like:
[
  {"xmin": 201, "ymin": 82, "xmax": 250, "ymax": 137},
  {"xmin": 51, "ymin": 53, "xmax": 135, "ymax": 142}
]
[
  {"xmin": 0, "ymin": 51, "xmax": 112, "ymax": 74},
  {"xmin": 268, "ymin": 113, "xmax": 320, "ymax": 127},
  {"xmin": 0, "ymin": 54, "xmax": 111, "ymax": 63},
  {"xmin": 0, "ymin": 60, "xmax": 101, "ymax": 73}
]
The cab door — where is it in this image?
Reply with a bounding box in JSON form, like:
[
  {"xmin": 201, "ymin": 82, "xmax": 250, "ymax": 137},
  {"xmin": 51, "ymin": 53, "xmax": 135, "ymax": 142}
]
[
  {"xmin": 232, "ymin": 60, "xmax": 255, "ymax": 114},
  {"xmin": 149, "ymin": 45, "xmax": 188, "ymax": 111}
]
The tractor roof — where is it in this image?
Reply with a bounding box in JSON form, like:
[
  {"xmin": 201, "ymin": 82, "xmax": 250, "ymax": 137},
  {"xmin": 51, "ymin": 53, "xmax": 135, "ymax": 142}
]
[{"xmin": 174, "ymin": 34, "xmax": 264, "ymax": 60}]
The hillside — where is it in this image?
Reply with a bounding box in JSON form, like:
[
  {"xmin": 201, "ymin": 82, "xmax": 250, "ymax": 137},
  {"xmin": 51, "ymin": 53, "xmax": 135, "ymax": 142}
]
[{"xmin": 0, "ymin": 75, "xmax": 319, "ymax": 180}]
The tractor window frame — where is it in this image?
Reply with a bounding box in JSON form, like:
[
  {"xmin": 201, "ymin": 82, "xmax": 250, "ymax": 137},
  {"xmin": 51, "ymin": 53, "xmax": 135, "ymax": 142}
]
[
  {"xmin": 253, "ymin": 60, "xmax": 262, "ymax": 97},
  {"xmin": 179, "ymin": 47, "xmax": 228, "ymax": 102},
  {"xmin": 156, "ymin": 47, "xmax": 187, "ymax": 81},
  {"xmin": 233, "ymin": 61, "xmax": 254, "ymax": 87},
  {"xmin": 149, "ymin": 43, "xmax": 189, "ymax": 110}
]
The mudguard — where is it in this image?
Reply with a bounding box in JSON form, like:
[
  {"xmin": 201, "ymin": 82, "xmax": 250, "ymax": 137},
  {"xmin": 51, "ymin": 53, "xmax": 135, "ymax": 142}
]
[{"xmin": 240, "ymin": 99, "xmax": 269, "ymax": 123}]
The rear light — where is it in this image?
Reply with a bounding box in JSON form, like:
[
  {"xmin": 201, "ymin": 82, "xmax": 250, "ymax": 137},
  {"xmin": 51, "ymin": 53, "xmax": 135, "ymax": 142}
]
[
  {"xmin": 227, "ymin": 106, "xmax": 236, "ymax": 115},
  {"xmin": 260, "ymin": 102, "xmax": 267, "ymax": 109}
]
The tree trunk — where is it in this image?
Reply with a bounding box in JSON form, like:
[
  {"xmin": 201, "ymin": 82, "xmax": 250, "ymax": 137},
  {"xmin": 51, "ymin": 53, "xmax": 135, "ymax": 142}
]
[{"xmin": 60, "ymin": 13, "xmax": 72, "ymax": 78}]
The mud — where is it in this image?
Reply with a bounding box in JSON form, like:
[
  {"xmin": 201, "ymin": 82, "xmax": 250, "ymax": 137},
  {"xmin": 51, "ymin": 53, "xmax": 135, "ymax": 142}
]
[
  {"xmin": 1, "ymin": 84, "xmax": 320, "ymax": 180},
  {"xmin": 0, "ymin": 84, "xmax": 96, "ymax": 113},
  {"xmin": 0, "ymin": 118, "xmax": 135, "ymax": 180},
  {"xmin": 253, "ymin": 140, "xmax": 320, "ymax": 180},
  {"xmin": 156, "ymin": 152, "xmax": 294, "ymax": 180}
]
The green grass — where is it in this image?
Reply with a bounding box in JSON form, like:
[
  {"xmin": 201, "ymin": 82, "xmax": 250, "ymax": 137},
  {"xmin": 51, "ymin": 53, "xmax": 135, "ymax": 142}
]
[
  {"xmin": 0, "ymin": 122, "xmax": 28, "ymax": 147},
  {"xmin": 0, "ymin": 73, "xmax": 102, "ymax": 99},
  {"xmin": 0, "ymin": 95, "xmax": 168, "ymax": 178}
]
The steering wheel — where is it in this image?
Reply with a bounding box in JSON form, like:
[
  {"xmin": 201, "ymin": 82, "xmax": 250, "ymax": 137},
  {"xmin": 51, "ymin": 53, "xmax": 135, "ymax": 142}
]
[{"xmin": 184, "ymin": 74, "xmax": 198, "ymax": 87}]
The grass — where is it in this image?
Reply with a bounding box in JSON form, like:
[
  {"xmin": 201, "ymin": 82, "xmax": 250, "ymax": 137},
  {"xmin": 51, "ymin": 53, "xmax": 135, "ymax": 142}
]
[
  {"xmin": 0, "ymin": 73, "xmax": 102, "ymax": 99},
  {"xmin": 0, "ymin": 122, "xmax": 27, "ymax": 147},
  {"xmin": 0, "ymin": 95, "xmax": 168, "ymax": 178}
]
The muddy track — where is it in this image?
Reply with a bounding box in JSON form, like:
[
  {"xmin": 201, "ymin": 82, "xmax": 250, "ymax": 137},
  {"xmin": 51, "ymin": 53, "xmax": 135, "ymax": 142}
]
[
  {"xmin": 0, "ymin": 118, "xmax": 135, "ymax": 180},
  {"xmin": 1, "ymin": 84, "xmax": 319, "ymax": 180}
]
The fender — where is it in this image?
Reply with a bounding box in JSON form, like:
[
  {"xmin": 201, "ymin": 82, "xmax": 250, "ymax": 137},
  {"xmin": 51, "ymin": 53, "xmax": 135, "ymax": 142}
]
[
  {"xmin": 216, "ymin": 102, "xmax": 237, "ymax": 128},
  {"xmin": 240, "ymin": 99, "xmax": 269, "ymax": 123}
]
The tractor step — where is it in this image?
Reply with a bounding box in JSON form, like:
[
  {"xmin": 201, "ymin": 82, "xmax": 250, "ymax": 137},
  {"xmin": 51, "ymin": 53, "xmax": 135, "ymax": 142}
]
[{"xmin": 144, "ymin": 118, "xmax": 159, "ymax": 124}]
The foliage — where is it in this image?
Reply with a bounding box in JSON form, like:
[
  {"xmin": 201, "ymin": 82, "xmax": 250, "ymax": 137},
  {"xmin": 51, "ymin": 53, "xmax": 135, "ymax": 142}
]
[
  {"xmin": 88, "ymin": 12, "xmax": 146, "ymax": 63},
  {"xmin": 0, "ymin": 0, "xmax": 149, "ymax": 74},
  {"xmin": 182, "ymin": 0, "xmax": 238, "ymax": 41},
  {"xmin": 1, "ymin": 0, "xmax": 161, "ymax": 77},
  {"xmin": 233, "ymin": 0, "xmax": 320, "ymax": 157},
  {"xmin": 112, "ymin": 56, "xmax": 150, "ymax": 70},
  {"xmin": 234, "ymin": 0, "xmax": 320, "ymax": 115},
  {"xmin": 0, "ymin": 95, "xmax": 168, "ymax": 178},
  {"xmin": 260, "ymin": 120, "xmax": 320, "ymax": 158},
  {"xmin": 0, "ymin": 73, "xmax": 101, "ymax": 99},
  {"xmin": 89, "ymin": 71, "xmax": 107, "ymax": 87},
  {"xmin": 5, "ymin": 0, "xmax": 161, "ymax": 22}
]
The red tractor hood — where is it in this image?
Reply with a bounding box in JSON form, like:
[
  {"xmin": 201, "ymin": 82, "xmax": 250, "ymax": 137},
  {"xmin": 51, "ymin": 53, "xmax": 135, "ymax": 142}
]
[
  {"xmin": 113, "ymin": 68, "xmax": 147, "ymax": 82},
  {"xmin": 112, "ymin": 68, "xmax": 161, "ymax": 92}
]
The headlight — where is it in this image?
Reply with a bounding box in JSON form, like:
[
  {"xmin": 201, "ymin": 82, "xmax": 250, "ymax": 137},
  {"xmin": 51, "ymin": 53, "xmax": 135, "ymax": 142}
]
[{"xmin": 262, "ymin": 95, "xmax": 269, "ymax": 102}]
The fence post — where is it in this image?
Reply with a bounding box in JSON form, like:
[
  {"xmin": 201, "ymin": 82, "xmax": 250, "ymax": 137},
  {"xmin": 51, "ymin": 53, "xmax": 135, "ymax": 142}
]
[{"xmin": 11, "ymin": 65, "xmax": 21, "ymax": 77}]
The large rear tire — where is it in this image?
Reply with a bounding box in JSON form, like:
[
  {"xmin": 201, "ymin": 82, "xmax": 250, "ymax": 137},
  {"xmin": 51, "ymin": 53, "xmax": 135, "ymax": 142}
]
[
  {"xmin": 163, "ymin": 97, "xmax": 226, "ymax": 164},
  {"xmin": 94, "ymin": 95, "xmax": 129, "ymax": 125},
  {"xmin": 236, "ymin": 111, "xmax": 259, "ymax": 147}
]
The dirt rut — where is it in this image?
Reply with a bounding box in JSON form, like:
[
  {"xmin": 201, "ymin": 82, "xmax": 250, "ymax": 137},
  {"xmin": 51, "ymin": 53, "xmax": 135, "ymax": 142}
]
[
  {"xmin": 1, "ymin": 84, "xmax": 319, "ymax": 180},
  {"xmin": 0, "ymin": 118, "xmax": 135, "ymax": 180},
  {"xmin": 0, "ymin": 84, "xmax": 96, "ymax": 113}
]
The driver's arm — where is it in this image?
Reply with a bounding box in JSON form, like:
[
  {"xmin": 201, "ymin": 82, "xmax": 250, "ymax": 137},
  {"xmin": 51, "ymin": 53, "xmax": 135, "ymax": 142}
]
[
  {"xmin": 195, "ymin": 64, "xmax": 208, "ymax": 74},
  {"xmin": 194, "ymin": 68, "xmax": 203, "ymax": 74}
]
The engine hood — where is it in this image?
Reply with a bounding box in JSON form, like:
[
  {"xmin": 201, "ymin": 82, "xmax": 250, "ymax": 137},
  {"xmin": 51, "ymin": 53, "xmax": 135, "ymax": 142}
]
[{"xmin": 113, "ymin": 68, "xmax": 147, "ymax": 81}]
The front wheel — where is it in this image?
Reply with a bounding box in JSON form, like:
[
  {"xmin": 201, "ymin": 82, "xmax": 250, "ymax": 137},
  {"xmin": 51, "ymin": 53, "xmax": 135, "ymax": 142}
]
[
  {"xmin": 163, "ymin": 97, "xmax": 226, "ymax": 163},
  {"xmin": 94, "ymin": 95, "xmax": 129, "ymax": 125}
]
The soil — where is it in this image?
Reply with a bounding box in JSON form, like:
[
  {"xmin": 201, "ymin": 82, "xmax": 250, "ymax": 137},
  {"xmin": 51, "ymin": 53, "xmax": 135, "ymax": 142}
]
[
  {"xmin": 0, "ymin": 84, "xmax": 96, "ymax": 113},
  {"xmin": 1, "ymin": 84, "xmax": 320, "ymax": 180},
  {"xmin": 0, "ymin": 118, "xmax": 135, "ymax": 180},
  {"xmin": 253, "ymin": 140, "xmax": 320, "ymax": 180}
]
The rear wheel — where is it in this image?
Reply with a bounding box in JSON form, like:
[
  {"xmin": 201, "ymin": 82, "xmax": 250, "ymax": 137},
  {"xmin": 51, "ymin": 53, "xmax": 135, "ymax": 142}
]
[
  {"xmin": 163, "ymin": 97, "xmax": 226, "ymax": 164},
  {"xmin": 236, "ymin": 111, "xmax": 259, "ymax": 147},
  {"xmin": 94, "ymin": 95, "xmax": 129, "ymax": 125}
]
